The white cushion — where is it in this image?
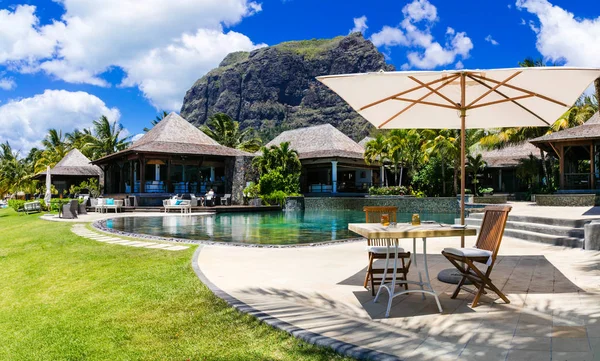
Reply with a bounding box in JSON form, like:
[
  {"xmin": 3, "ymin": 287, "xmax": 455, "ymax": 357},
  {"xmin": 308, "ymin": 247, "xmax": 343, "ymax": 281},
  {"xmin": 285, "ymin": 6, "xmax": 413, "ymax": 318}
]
[
  {"xmin": 367, "ymin": 246, "xmax": 405, "ymax": 254},
  {"xmin": 444, "ymin": 247, "xmax": 493, "ymax": 266}
]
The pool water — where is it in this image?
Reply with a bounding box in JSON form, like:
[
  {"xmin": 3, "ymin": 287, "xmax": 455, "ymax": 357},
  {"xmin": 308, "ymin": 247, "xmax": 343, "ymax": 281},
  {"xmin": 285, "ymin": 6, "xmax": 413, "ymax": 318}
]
[{"xmin": 105, "ymin": 210, "xmax": 458, "ymax": 245}]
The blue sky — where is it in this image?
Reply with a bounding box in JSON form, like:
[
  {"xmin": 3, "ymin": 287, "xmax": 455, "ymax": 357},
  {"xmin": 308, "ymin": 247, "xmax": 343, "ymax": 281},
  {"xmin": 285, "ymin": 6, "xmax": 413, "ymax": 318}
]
[{"xmin": 0, "ymin": 0, "xmax": 598, "ymax": 153}]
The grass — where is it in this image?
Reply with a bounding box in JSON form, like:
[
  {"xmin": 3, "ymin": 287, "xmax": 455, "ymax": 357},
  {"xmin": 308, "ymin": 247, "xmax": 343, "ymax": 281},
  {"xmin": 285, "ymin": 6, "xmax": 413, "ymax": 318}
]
[{"xmin": 0, "ymin": 208, "xmax": 351, "ymax": 361}]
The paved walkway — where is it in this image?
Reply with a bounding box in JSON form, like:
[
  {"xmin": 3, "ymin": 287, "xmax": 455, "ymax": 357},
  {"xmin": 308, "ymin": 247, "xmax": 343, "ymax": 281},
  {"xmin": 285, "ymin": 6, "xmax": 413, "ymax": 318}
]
[
  {"xmin": 41, "ymin": 211, "xmax": 213, "ymax": 223},
  {"xmin": 494, "ymin": 202, "xmax": 600, "ymax": 220},
  {"xmin": 197, "ymin": 235, "xmax": 600, "ymax": 360},
  {"xmin": 71, "ymin": 224, "xmax": 189, "ymax": 251}
]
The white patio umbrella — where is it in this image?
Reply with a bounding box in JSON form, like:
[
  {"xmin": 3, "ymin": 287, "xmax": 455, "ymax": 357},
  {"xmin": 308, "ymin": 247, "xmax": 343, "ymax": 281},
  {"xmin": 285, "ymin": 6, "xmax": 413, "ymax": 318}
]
[
  {"xmin": 317, "ymin": 67, "xmax": 600, "ymax": 241},
  {"xmin": 44, "ymin": 166, "xmax": 52, "ymax": 208}
]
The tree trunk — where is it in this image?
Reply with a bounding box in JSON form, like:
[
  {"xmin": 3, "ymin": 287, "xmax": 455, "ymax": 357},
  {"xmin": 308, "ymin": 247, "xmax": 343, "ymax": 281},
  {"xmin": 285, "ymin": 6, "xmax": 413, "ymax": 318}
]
[
  {"xmin": 399, "ymin": 166, "xmax": 403, "ymax": 187},
  {"xmin": 453, "ymin": 163, "xmax": 458, "ymax": 195},
  {"xmin": 441, "ymin": 158, "xmax": 446, "ymax": 195},
  {"xmin": 540, "ymin": 149, "xmax": 549, "ymax": 189}
]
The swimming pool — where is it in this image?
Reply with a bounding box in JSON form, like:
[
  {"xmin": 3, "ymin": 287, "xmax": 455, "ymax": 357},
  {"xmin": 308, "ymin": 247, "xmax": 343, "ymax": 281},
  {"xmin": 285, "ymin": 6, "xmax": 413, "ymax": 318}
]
[{"xmin": 105, "ymin": 210, "xmax": 458, "ymax": 245}]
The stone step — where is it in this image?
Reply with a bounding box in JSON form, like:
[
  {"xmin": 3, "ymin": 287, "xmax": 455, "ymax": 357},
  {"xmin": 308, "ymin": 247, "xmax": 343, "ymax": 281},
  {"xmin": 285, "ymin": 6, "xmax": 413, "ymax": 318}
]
[
  {"xmin": 467, "ymin": 212, "xmax": 595, "ymax": 228},
  {"xmin": 464, "ymin": 218, "xmax": 584, "ymax": 238},
  {"xmin": 466, "ymin": 223, "xmax": 583, "ymax": 248}
]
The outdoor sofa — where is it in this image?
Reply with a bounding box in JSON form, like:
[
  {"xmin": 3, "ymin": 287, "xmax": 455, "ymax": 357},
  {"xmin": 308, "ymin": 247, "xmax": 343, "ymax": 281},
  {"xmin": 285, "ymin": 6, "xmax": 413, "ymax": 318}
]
[
  {"xmin": 162, "ymin": 199, "xmax": 192, "ymax": 213},
  {"xmin": 18, "ymin": 201, "xmax": 42, "ymax": 215}
]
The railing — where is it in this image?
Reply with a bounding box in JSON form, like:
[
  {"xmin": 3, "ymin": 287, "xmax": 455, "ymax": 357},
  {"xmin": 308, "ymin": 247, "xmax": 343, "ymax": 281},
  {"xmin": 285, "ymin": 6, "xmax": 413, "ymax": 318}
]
[
  {"xmin": 564, "ymin": 173, "xmax": 592, "ymax": 190},
  {"xmin": 304, "ymin": 182, "xmax": 382, "ymax": 193}
]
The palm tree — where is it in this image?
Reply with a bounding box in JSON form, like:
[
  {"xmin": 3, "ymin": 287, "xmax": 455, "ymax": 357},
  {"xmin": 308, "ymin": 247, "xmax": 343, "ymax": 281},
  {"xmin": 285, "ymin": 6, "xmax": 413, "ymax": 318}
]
[
  {"xmin": 466, "ymin": 153, "xmax": 487, "ymax": 195},
  {"xmin": 364, "ymin": 134, "xmax": 389, "ymax": 186},
  {"xmin": 516, "ymin": 154, "xmax": 541, "ymax": 191},
  {"xmin": 422, "ymin": 129, "xmax": 459, "ymax": 195},
  {"xmin": 35, "ymin": 129, "xmax": 70, "ymax": 173},
  {"xmin": 252, "ymin": 141, "xmax": 300, "ymax": 176},
  {"xmin": 0, "ymin": 142, "xmax": 29, "ymax": 197},
  {"xmin": 66, "ymin": 128, "xmax": 94, "ymax": 158},
  {"xmin": 88, "ymin": 116, "xmax": 131, "ymax": 159},
  {"xmin": 200, "ymin": 113, "xmax": 262, "ymax": 153},
  {"xmin": 143, "ymin": 111, "xmax": 169, "ymax": 132}
]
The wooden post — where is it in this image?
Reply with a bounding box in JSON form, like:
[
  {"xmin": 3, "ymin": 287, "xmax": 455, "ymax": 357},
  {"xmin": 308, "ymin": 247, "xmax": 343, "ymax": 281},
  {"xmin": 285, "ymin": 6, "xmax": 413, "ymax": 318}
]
[
  {"xmin": 591, "ymin": 143, "xmax": 595, "ymax": 190},
  {"xmin": 559, "ymin": 144, "xmax": 565, "ymax": 189},
  {"xmin": 119, "ymin": 163, "xmax": 124, "ymax": 193},
  {"xmin": 167, "ymin": 157, "xmax": 172, "ymax": 193},
  {"xmin": 140, "ymin": 157, "xmax": 146, "ymax": 193},
  {"xmin": 129, "ymin": 161, "xmax": 134, "ymax": 193}
]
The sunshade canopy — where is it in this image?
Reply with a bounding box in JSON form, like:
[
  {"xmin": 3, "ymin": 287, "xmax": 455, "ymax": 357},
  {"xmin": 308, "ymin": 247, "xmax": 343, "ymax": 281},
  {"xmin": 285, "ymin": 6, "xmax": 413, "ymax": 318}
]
[{"xmin": 317, "ymin": 67, "xmax": 600, "ymax": 129}]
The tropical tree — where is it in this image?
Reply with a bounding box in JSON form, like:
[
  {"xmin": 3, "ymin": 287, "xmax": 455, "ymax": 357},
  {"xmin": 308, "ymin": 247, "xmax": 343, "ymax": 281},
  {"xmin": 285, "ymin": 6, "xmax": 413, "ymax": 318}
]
[
  {"xmin": 466, "ymin": 153, "xmax": 487, "ymax": 195},
  {"xmin": 87, "ymin": 116, "xmax": 131, "ymax": 159},
  {"xmin": 200, "ymin": 113, "xmax": 262, "ymax": 153},
  {"xmin": 252, "ymin": 141, "xmax": 301, "ymax": 195},
  {"xmin": 363, "ymin": 134, "xmax": 389, "ymax": 186},
  {"xmin": 35, "ymin": 129, "xmax": 70, "ymax": 173},
  {"xmin": 66, "ymin": 128, "xmax": 94, "ymax": 158},
  {"xmin": 516, "ymin": 154, "xmax": 542, "ymax": 190},
  {"xmin": 422, "ymin": 129, "xmax": 459, "ymax": 195},
  {"xmin": 143, "ymin": 111, "xmax": 169, "ymax": 132},
  {"xmin": 0, "ymin": 142, "xmax": 30, "ymax": 197}
]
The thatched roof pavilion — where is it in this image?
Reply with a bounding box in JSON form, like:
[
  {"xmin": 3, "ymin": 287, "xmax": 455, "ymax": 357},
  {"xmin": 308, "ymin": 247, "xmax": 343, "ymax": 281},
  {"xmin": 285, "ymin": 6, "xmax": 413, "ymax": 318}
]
[
  {"xmin": 92, "ymin": 112, "xmax": 253, "ymax": 197},
  {"xmin": 358, "ymin": 136, "xmax": 374, "ymax": 147},
  {"xmin": 32, "ymin": 149, "xmax": 102, "ymax": 195},
  {"xmin": 530, "ymin": 112, "xmax": 600, "ymax": 190},
  {"xmin": 480, "ymin": 143, "xmax": 541, "ymax": 168},
  {"xmin": 263, "ymin": 124, "xmax": 379, "ymax": 194}
]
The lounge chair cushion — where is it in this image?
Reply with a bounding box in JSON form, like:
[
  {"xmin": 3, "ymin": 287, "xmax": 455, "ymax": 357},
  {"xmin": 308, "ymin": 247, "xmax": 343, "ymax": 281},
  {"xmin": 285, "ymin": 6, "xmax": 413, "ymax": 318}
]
[
  {"xmin": 175, "ymin": 200, "xmax": 183, "ymax": 205},
  {"xmin": 106, "ymin": 198, "xmax": 114, "ymax": 205},
  {"xmin": 367, "ymin": 246, "xmax": 406, "ymax": 254},
  {"xmin": 444, "ymin": 247, "xmax": 492, "ymax": 266}
]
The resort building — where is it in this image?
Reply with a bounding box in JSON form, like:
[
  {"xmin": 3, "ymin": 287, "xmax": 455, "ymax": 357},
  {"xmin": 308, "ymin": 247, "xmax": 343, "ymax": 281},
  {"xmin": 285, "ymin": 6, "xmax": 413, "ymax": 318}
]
[
  {"xmin": 263, "ymin": 124, "xmax": 380, "ymax": 194},
  {"xmin": 479, "ymin": 143, "xmax": 541, "ymax": 194},
  {"xmin": 531, "ymin": 111, "xmax": 600, "ymax": 191},
  {"xmin": 91, "ymin": 112, "xmax": 254, "ymax": 205},
  {"xmin": 32, "ymin": 148, "xmax": 102, "ymax": 195}
]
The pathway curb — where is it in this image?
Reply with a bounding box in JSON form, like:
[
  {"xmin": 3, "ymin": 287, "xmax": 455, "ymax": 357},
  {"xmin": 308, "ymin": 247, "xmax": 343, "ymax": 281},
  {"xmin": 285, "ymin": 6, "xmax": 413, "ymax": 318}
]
[{"xmin": 191, "ymin": 246, "xmax": 402, "ymax": 361}]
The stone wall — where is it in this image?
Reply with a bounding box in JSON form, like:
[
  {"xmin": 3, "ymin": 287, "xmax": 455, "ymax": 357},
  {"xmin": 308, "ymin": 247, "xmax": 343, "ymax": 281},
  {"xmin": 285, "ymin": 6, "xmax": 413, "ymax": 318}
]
[
  {"xmin": 229, "ymin": 156, "xmax": 256, "ymax": 205},
  {"xmin": 535, "ymin": 194, "xmax": 597, "ymax": 207},
  {"xmin": 473, "ymin": 195, "xmax": 508, "ymax": 204},
  {"xmin": 284, "ymin": 196, "xmax": 305, "ymax": 211},
  {"xmin": 304, "ymin": 196, "xmax": 458, "ymax": 213}
]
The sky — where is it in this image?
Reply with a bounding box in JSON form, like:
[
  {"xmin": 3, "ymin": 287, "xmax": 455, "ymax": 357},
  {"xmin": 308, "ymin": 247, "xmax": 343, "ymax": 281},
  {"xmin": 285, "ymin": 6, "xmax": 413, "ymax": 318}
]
[{"xmin": 0, "ymin": 0, "xmax": 598, "ymax": 154}]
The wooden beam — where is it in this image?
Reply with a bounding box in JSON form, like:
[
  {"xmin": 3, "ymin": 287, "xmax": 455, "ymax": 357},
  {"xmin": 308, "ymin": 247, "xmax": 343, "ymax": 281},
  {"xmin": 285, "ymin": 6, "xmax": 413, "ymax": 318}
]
[
  {"xmin": 559, "ymin": 144, "xmax": 565, "ymax": 189},
  {"xmin": 466, "ymin": 75, "xmax": 551, "ymax": 126},
  {"xmin": 378, "ymin": 75, "xmax": 459, "ymax": 129},
  {"xmin": 549, "ymin": 142, "xmax": 560, "ymax": 158},
  {"xmin": 469, "ymin": 94, "xmax": 534, "ymax": 109},
  {"xmin": 466, "ymin": 71, "xmax": 522, "ymax": 108},
  {"xmin": 392, "ymin": 97, "xmax": 458, "ymax": 109},
  {"xmin": 469, "ymin": 73, "xmax": 568, "ymax": 107},
  {"xmin": 360, "ymin": 74, "xmax": 460, "ymax": 111},
  {"xmin": 591, "ymin": 143, "xmax": 595, "ymax": 190},
  {"xmin": 408, "ymin": 76, "xmax": 459, "ymax": 107}
]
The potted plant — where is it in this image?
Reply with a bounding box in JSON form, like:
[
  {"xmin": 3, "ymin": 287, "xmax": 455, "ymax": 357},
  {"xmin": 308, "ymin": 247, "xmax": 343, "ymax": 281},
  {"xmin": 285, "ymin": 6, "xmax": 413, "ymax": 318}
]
[{"xmin": 244, "ymin": 182, "xmax": 262, "ymax": 206}]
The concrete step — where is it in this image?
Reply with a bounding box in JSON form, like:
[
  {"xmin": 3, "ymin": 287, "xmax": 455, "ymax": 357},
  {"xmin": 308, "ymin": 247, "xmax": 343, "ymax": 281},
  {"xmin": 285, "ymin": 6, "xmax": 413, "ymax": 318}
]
[
  {"xmin": 464, "ymin": 218, "xmax": 584, "ymax": 239},
  {"xmin": 468, "ymin": 212, "xmax": 595, "ymax": 228},
  {"xmin": 467, "ymin": 223, "xmax": 583, "ymax": 248}
]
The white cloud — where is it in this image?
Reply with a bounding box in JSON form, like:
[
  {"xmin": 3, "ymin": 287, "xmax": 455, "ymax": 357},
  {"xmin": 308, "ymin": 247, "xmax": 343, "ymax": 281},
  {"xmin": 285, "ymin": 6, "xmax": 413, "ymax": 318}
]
[
  {"xmin": 0, "ymin": 90, "xmax": 120, "ymax": 153},
  {"xmin": 0, "ymin": 1, "xmax": 263, "ymax": 110},
  {"xmin": 0, "ymin": 77, "xmax": 16, "ymax": 90},
  {"xmin": 485, "ymin": 35, "xmax": 499, "ymax": 45},
  {"xmin": 371, "ymin": 0, "xmax": 472, "ymax": 70},
  {"xmin": 120, "ymin": 29, "xmax": 265, "ymax": 111},
  {"xmin": 350, "ymin": 16, "xmax": 368, "ymax": 34},
  {"xmin": 455, "ymin": 60, "xmax": 464, "ymax": 69},
  {"xmin": 517, "ymin": 0, "xmax": 600, "ymax": 67}
]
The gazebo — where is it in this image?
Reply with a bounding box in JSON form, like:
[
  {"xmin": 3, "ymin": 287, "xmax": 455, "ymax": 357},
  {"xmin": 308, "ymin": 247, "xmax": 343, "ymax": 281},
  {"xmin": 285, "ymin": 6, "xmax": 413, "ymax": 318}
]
[
  {"xmin": 263, "ymin": 124, "xmax": 380, "ymax": 194},
  {"xmin": 479, "ymin": 143, "xmax": 541, "ymax": 193},
  {"xmin": 32, "ymin": 149, "xmax": 102, "ymax": 195},
  {"xmin": 530, "ymin": 112, "xmax": 600, "ymax": 191},
  {"xmin": 92, "ymin": 112, "xmax": 254, "ymax": 204}
]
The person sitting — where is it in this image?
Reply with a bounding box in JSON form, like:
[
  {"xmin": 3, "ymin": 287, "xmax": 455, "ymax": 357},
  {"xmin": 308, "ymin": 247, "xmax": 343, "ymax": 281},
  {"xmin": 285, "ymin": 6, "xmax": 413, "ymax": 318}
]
[{"xmin": 205, "ymin": 188, "xmax": 215, "ymax": 206}]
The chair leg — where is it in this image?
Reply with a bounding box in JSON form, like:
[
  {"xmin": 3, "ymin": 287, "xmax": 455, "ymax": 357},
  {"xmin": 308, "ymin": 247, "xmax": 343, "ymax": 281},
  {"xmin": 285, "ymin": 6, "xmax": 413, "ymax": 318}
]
[
  {"xmin": 364, "ymin": 254, "xmax": 374, "ymax": 289},
  {"xmin": 451, "ymin": 273, "xmax": 468, "ymax": 299},
  {"xmin": 401, "ymin": 257, "xmax": 408, "ymax": 291}
]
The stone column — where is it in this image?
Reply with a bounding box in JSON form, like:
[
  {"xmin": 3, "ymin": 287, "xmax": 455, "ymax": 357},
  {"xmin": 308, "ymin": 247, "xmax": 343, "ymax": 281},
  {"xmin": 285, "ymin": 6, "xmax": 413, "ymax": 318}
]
[
  {"xmin": 380, "ymin": 165, "xmax": 385, "ymax": 187},
  {"xmin": 331, "ymin": 161, "xmax": 338, "ymax": 193}
]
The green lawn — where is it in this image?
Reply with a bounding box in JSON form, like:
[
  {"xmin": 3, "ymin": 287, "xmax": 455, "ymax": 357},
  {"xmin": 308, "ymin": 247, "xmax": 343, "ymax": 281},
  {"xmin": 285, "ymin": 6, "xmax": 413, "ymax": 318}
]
[{"xmin": 0, "ymin": 208, "xmax": 350, "ymax": 361}]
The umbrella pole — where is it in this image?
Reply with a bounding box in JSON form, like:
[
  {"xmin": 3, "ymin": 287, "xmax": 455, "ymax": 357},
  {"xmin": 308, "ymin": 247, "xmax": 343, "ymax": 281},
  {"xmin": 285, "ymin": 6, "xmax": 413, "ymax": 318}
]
[{"xmin": 460, "ymin": 74, "xmax": 466, "ymax": 248}]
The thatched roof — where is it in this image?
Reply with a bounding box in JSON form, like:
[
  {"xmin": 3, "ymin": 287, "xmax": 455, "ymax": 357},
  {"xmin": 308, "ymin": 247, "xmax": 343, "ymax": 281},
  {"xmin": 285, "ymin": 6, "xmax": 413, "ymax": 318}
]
[
  {"xmin": 479, "ymin": 143, "xmax": 541, "ymax": 168},
  {"xmin": 93, "ymin": 112, "xmax": 252, "ymax": 163},
  {"xmin": 358, "ymin": 136, "xmax": 374, "ymax": 147},
  {"xmin": 531, "ymin": 112, "xmax": 600, "ymax": 144},
  {"xmin": 264, "ymin": 124, "xmax": 365, "ymax": 160},
  {"xmin": 33, "ymin": 149, "xmax": 102, "ymax": 179}
]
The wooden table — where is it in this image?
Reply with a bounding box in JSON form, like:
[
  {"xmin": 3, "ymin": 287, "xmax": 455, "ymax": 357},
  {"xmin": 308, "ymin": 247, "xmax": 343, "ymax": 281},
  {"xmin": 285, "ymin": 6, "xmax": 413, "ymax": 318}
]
[{"xmin": 348, "ymin": 223, "xmax": 476, "ymax": 317}]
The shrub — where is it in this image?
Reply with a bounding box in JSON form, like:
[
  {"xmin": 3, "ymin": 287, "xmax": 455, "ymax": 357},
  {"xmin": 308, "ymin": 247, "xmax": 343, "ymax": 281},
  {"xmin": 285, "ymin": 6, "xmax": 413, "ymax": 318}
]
[
  {"xmin": 258, "ymin": 170, "xmax": 299, "ymax": 195},
  {"xmin": 243, "ymin": 182, "xmax": 260, "ymax": 199},
  {"xmin": 261, "ymin": 190, "xmax": 288, "ymax": 206},
  {"xmin": 8, "ymin": 199, "xmax": 25, "ymax": 212},
  {"xmin": 368, "ymin": 186, "xmax": 409, "ymax": 196}
]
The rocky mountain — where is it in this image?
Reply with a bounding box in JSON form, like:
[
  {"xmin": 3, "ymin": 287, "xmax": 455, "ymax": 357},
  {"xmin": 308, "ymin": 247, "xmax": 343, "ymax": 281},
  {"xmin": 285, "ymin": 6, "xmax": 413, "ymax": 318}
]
[{"xmin": 180, "ymin": 33, "xmax": 394, "ymax": 141}]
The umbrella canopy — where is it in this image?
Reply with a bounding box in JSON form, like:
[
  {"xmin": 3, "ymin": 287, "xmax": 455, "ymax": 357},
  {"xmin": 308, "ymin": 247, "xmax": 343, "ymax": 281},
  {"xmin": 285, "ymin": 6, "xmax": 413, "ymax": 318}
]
[
  {"xmin": 44, "ymin": 166, "xmax": 52, "ymax": 206},
  {"xmin": 317, "ymin": 67, "xmax": 600, "ymax": 242}
]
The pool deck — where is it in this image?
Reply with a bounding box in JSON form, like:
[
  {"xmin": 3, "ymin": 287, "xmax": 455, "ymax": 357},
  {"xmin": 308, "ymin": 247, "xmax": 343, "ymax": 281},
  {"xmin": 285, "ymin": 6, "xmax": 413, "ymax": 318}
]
[{"xmin": 196, "ymin": 233, "xmax": 600, "ymax": 360}]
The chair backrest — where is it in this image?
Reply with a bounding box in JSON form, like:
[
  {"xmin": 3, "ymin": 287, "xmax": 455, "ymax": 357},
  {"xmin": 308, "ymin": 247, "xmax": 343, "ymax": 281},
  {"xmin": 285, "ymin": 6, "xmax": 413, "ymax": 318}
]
[
  {"xmin": 363, "ymin": 206, "xmax": 398, "ymax": 223},
  {"xmin": 363, "ymin": 206, "xmax": 398, "ymax": 247},
  {"xmin": 475, "ymin": 205, "xmax": 512, "ymax": 261},
  {"xmin": 69, "ymin": 199, "xmax": 79, "ymax": 212}
]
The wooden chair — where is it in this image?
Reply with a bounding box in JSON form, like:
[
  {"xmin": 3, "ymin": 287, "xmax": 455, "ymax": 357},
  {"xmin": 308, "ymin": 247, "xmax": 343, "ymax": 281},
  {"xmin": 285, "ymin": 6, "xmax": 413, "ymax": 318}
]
[
  {"xmin": 363, "ymin": 206, "xmax": 412, "ymax": 296},
  {"xmin": 441, "ymin": 205, "xmax": 512, "ymax": 307}
]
